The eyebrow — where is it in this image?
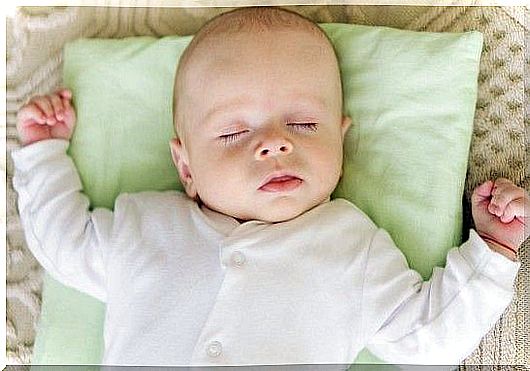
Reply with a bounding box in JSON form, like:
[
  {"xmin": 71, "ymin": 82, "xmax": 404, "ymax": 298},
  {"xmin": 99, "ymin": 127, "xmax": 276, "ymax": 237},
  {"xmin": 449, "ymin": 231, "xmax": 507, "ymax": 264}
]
[
  {"xmin": 202, "ymin": 96, "xmax": 252, "ymax": 128},
  {"xmin": 202, "ymin": 94, "xmax": 328, "ymax": 128}
]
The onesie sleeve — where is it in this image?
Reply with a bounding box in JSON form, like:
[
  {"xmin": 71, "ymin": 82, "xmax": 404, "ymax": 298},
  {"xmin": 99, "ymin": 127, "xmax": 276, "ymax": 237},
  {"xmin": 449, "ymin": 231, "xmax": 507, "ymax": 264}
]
[
  {"xmin": 362, "ymin": 227, "xmax": 520, "ymax": 364},
  {"xmin": 11, "ymin": 139, "xmax": 124, "ymax": 303}
]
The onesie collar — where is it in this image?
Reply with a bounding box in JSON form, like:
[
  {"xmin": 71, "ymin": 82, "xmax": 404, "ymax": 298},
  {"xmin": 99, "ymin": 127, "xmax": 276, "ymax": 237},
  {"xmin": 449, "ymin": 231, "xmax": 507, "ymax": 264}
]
[
  {"xmin": 198, "ymin": 204, "xmax": 267, "ymax": 237},
  {"xmin": 196, "ymin": 197, "xmax": 333, "ymax": 237}
]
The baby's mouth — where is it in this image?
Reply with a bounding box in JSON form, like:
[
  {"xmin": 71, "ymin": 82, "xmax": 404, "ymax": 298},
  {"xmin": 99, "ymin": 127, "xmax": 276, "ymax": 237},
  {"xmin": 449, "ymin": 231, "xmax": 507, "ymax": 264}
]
[{"xmin": 259, "ymin": 175, "xmax": 303, "ymax": 193}]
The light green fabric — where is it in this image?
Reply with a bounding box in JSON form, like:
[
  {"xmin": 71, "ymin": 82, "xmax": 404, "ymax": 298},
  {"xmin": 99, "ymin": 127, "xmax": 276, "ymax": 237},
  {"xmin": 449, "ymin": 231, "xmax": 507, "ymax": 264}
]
[
  {"xmin": 326, "ymin": 24, "xmax": 482, "ymax": 280},
  {"xmin": 32, "ymin": 274, "xmax": 105, "ymax": 365},
  {"xmin": 31, "ymin": 24, "xmax": 482, "ymax": 366}
]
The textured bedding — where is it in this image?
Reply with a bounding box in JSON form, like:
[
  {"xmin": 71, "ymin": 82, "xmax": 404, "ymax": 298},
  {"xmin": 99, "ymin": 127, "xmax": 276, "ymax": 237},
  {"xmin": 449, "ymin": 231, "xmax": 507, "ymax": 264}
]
[{"xmin": 5, "ymin": 4, "xmax": 528, "ymax": 366}]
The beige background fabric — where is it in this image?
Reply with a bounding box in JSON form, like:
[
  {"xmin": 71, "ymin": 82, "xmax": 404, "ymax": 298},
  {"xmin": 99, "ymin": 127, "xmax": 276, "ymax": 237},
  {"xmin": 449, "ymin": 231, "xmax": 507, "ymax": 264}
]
[{"xmin": 5, "ymin": 4, "xmax": 529, "ymax": 367}]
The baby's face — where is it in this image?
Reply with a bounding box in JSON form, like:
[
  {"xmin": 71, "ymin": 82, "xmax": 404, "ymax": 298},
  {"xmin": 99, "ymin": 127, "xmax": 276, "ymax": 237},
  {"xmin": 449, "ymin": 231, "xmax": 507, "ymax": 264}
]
[{"xmin": 171, "ymin": 29, "xmax": 351, "ymax": 223}]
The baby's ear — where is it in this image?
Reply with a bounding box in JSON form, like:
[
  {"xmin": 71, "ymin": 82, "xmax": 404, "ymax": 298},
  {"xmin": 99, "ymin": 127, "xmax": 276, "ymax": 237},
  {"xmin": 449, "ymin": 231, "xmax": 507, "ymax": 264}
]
[
  {"xmin": 341, "ymin": 116, "xmax": 352, "ymax": 139},
  {"xmin": 169, "ymin": 138, "xmax": 197, "ymax": 199}
]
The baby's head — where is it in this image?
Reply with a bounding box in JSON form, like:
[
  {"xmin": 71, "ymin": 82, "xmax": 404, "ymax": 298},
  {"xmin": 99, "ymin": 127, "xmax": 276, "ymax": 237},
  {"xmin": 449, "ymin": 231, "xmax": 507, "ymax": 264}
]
[{"xmin": 170, "ymin": 7, "xmax": 351, "ymax": 223}]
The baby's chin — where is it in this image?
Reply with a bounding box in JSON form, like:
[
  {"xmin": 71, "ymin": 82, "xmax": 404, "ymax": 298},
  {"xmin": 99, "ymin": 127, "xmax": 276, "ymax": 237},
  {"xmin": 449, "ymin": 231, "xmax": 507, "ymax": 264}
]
[
  {"xmin": 249, "ymin": 207, "xmax": 306, "ymax": 224},
  {"xmin": 234, "ymin": 196, "xmax": 331, "ymax": 224}
]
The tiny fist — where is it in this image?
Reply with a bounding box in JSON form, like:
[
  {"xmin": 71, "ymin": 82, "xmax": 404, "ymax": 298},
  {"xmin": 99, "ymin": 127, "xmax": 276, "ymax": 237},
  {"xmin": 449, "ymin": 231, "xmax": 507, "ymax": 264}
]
[{"xmin": 16, "ymin": 89, "xmax": 77, "ymax": 146}]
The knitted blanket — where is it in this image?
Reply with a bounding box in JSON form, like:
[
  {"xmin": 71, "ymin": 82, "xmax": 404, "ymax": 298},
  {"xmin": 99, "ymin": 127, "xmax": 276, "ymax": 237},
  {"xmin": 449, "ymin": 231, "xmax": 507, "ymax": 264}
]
[{"xmin": 5, "ymin": 4, "xmax": 528, "ymax": 367}]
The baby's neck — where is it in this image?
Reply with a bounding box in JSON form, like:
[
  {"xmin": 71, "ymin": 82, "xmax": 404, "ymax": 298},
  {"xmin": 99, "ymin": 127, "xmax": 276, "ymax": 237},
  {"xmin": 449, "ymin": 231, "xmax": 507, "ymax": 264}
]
[{"xmin": 197, "ymin": 197, "xmax": 248, "ymax": 225}]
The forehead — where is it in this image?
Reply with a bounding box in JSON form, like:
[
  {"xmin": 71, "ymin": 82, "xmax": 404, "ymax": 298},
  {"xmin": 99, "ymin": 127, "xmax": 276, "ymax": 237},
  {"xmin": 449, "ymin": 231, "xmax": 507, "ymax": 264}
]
[
  {"xmin": 181, "ymin": 29, "xmax": 341, "ymax": 127},
  {"xmin": 189, "ymin": 28, "xmax": 337, "ymax": 78}
]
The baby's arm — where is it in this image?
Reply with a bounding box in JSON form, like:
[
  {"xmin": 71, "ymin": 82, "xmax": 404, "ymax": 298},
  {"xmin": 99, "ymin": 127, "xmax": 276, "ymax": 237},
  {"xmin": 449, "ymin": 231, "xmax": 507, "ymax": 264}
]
[
  {"xmin": 362, "ymin": 227, "xmax": 521, "ymax": 364},
  {"xmin": 13, "ymin": 89, "xmax": 114, "ymax": 302}
]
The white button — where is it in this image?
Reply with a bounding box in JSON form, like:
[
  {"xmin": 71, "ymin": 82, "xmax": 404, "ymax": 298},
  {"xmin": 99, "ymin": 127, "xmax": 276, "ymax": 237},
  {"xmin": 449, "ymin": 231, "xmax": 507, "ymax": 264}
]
[
  {"xmin": 206, "ymin": 340, "xmax": 222, "ymax": 358},
  {"xmin": 231, "ymin": 251, "xmax": 246, "ymax": 267}
]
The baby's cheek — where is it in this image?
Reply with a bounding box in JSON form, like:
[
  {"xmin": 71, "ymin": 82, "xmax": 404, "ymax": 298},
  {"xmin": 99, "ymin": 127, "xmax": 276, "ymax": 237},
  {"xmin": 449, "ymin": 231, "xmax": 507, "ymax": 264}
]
[
  {"xmin": 197, "ymin": 163, "xmax": 246, "ymax": 202},
  {"xmin": 315, "ymin": 148, "xmax": 342, "ymax": 184}
]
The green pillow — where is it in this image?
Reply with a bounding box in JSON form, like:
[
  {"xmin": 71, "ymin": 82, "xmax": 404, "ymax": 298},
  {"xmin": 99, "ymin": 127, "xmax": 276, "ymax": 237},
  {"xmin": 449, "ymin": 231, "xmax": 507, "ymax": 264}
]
[{"xmin": 31, "ymin": 24, "xmax": 482, "ymax": 366}]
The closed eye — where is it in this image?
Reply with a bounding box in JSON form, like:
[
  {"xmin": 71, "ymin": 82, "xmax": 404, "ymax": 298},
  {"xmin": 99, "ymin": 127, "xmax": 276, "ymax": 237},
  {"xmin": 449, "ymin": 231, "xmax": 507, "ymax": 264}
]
[
  {"xmin": 287, "ymin": 123, "xmax": 318, "ymax": 132},
  {"xmin": 219, "ymin": 130, "xmax": 249, "ymax": 145}
]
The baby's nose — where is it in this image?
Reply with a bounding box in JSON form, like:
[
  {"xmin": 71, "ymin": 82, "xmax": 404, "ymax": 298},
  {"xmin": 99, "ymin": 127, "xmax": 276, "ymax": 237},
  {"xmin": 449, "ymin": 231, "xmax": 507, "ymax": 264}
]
[{"xmin": 255, "ymin": 138, "xmax": 293, "ymax": 160}]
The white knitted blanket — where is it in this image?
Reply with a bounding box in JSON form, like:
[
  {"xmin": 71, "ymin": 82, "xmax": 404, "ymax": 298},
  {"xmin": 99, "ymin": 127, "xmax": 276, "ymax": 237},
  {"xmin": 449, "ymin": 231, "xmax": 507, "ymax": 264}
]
[{"xmin": 5, "ymin": 4, "xmax": 529, "ymax": 367}]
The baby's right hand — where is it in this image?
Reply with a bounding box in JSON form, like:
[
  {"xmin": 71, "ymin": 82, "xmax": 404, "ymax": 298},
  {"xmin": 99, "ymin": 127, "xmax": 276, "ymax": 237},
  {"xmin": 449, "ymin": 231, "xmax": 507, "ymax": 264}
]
[{"xmin": 16, "ymin": 88, "xmax": 76, "ymax": 146}]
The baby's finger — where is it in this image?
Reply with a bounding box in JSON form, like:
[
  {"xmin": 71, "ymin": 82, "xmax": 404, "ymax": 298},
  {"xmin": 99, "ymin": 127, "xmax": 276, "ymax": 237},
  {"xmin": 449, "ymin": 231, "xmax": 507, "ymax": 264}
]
[
  {"xmin": 61, "ymin": 97, "xmax": 76, "ymax": 123},
  {"xmin": 61, "ymin": 96, "xmax": 71, "ymax": 109},
  {"xmin": 17, "ymin": 104, "xmax": 46, "ymax": 126},
  {"xmin": 58, "ymin": 88, "xmax": 72, "ymax": 100},
  {"xmin": 49, "ymin": 94, "xmax": 65, "ymax": 121},
  {"xmin": 490, "ymin": 177, "xmax": 517, "ymax": 197},
  {"xmin": 31, "ymin": 96, "xmax": 55, "ymax": 120},
  {"xmin": 500, "ymin": 197, "xmax": 526, "ymax": 223},
  {"xmin": 489, "ymin": 181, "xmax": 525, "ymax": 217},
  {"xmin": 499, "ymin": 202, "xmax": 517, "ymax": 223}
]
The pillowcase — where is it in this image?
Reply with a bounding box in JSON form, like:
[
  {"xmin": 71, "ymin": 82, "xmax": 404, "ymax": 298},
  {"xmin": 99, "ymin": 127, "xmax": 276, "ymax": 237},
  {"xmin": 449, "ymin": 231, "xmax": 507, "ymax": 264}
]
[
  {"xmin": 30, "ymin": 24, "xmax": 482, "ymax": 366},
  {"xmin": 326, "ymin": 24, "xmax": 481, "ymax": 281}
]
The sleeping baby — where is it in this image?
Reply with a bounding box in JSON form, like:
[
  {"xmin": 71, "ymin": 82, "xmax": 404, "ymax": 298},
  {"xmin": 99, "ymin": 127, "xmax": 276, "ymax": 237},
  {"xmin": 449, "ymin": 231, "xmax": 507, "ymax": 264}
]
[{"xmin": 13, "ymin": 6, "xmax": 528, "ymax": 366}]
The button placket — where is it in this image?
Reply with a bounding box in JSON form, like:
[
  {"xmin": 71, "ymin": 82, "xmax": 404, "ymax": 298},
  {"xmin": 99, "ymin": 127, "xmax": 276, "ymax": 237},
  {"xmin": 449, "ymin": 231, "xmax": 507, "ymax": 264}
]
[{"xmin": 218, "ymin": 242, "xmax": 227, "ymax": 270}]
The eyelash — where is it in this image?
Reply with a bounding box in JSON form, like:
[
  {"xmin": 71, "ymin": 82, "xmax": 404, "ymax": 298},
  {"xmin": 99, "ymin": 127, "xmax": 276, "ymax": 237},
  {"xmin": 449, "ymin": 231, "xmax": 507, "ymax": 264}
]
[
  {"xmin": 219, "ymin": 123, "xmax": 318, "ymax": 145},
  {"xmin": 220, "ymin": 131, "xmax": 248, "ymax": 145},
  {"xmin": 287, "ymin": 122, "xmax": 318, "ymax": 132}
]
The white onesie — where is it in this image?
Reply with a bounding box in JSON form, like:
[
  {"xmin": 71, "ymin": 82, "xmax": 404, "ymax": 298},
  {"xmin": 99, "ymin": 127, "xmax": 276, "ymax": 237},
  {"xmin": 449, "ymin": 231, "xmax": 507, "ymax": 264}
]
[{"xmin": 12, "ymin": 139, "xmax": 520, "ymax": 366}]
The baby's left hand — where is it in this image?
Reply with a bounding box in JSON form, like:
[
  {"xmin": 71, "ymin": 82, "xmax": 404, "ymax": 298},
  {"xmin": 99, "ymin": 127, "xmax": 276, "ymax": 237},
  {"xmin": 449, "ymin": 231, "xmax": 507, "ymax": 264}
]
[{"xmin": 471, "ymin": 178, "xmax": 529, "ymax": 258}]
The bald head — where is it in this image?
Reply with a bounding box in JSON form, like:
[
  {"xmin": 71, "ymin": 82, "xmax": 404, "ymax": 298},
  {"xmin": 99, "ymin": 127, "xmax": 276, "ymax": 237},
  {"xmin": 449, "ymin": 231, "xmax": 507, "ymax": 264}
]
[{"xmin": 172, "ymin": 7, "xmax": 340, "ymax": 139}]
